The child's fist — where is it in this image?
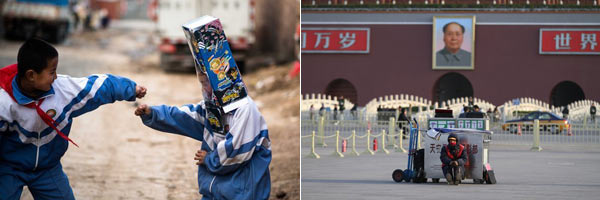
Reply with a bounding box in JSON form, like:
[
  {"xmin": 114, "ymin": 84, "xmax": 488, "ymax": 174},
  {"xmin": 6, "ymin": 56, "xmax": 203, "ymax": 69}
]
[
  {"xmin": 135, "ymin": 85, "xmax": 147, "ymax": 98},
  {"xmin": 194, "ymin": 150, "xmax": 208, "ymax": 165},
  {"xmin": 134, "ymin": 104, "xmax": 151, "ymax": 116}
]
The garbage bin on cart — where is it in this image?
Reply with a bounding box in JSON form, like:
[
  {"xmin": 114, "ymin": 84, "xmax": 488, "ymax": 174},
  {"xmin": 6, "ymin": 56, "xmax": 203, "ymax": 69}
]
[
  {"xmin": 423, "ymin": 128, "xmax": 496, "ymax": 184},
  {"xmin": 392, "ymin": 118, "xmax": 497, "ymax": 184}
]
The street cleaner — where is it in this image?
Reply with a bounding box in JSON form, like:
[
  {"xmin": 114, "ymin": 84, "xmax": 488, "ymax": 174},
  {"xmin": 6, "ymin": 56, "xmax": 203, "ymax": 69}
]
[
  {"xmin": 440, "ymin": 133, "xmax": 467, "ymax": 185},
  {"xmin": 135, "ymin": 16, "xmax": 271, "ymax": 200},
  {"xmin": 0, "ymin": 38, "xmax": 147, "ymax": 199}
]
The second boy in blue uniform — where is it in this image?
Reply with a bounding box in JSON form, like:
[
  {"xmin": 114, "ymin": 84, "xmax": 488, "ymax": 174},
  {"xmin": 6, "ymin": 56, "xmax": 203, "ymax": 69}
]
[{"xmin": 135, "ymin": 71, "xmax": 271, "ymax": 200}]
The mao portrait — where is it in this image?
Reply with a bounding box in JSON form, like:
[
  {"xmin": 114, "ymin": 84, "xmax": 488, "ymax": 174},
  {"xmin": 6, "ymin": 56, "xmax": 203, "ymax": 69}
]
[{"xmin": 433, "ymin": 16, "xmax": 475, "ymax": 70}]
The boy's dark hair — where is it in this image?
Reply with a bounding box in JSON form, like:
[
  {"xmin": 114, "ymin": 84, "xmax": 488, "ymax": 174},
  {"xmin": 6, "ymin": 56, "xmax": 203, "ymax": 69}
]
[{"xmin": 17, "ymin": 38, "xmax": 58, "ymax": 78}]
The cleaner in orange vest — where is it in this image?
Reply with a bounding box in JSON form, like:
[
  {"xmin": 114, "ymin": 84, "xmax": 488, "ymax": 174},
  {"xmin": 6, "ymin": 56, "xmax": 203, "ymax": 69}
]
[{"xmin": 440, "ymin": 133, "xmax": 467, "ymax": 185}]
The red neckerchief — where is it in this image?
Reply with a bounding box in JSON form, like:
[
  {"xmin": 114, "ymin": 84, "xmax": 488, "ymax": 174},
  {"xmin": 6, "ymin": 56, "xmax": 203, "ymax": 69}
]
[{"xmin": 0, "ymin": 64, "xmax": 78, "ymax": 147}]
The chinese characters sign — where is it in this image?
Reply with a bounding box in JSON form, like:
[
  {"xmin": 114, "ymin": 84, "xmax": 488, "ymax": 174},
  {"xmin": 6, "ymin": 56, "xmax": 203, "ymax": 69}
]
[
  {"xmin": 429, "ymin": 119, "xmax": 456, "ymax": 129},
  {"xmin": 457, "ymin": 119, "xmax": 485, "ymax": 131},
  {"xmin": 301, "ymin": 28, "xmax": 370, "ymax": 53},
  {"xmin": 428, "ymin": 118, "xmax": 487, "ymax": 131},
  {"xmin": 539, "ymin": 29, "xmax": 600, "ymax": 55},
  {"xmin": 429, "ymin": 143, "xmax": 478, "ymax": 155}
]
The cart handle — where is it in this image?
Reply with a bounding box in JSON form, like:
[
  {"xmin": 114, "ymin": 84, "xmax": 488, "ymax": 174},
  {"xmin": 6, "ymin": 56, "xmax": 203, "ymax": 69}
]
[{"xmin": 412, "ymin": 118, "xmax": 419, "ymax": 129}]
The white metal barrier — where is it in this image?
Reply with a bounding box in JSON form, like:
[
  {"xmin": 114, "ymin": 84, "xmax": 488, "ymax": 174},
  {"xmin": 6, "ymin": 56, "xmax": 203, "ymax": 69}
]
[
  {"xmin": 489, "ymin": 121, "xmax": 600, "ymax": 146},
  {"xmin": 301, "ymin": 116, "xmax": 417, "ymax": 158},
  {"xmin": 301, "ymin": 112, "xmax": 600, "ymax": 158}
]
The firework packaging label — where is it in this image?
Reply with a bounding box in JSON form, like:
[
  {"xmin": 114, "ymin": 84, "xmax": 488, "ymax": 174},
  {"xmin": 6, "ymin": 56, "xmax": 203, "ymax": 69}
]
[{"xmin": 182, "ymin": 16, "xmax": 249, "ymax": 113}]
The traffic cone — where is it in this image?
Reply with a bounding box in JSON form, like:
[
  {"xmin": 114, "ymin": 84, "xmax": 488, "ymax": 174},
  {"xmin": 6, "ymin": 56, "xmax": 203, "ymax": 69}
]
[
  {"xmin": 517, "ymin": 124, "xmax": 522, "ymax": 136},
  {"xmin": 342, "ymin": 139, "xmax": 347, "ymax": 153},
  {"xmin": 567, "ymin": 126, "xmax": 572, "ymax": 136},
  {"xmin": 373, "ymin": 138, "xmax": 378, "ymax": 151}
]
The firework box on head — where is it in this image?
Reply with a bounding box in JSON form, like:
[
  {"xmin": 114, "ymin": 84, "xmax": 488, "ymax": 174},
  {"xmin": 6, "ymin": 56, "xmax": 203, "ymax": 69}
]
[{"xmin": 182, "ymin": 16, "xmax": 249, "ymax": 113}]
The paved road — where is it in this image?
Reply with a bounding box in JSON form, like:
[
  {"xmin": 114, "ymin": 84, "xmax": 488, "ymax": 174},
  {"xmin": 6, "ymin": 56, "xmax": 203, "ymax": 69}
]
[{"xmin": 301, "ymin": 144, "xmax": 600, "ymax": 200}]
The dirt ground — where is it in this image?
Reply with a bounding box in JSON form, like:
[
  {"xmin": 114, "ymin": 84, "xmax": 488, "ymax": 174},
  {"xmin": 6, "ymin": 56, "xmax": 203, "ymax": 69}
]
[{"xmin": 0, "ymin": 20, "xmax": 299, "ymax": 200}]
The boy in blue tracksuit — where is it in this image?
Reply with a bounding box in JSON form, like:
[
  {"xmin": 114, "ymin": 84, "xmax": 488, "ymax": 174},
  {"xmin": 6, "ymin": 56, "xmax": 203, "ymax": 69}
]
[
  {"xmin": 0, "ymin": 38, "xmax": 147, "ymax": 199},
  {"xmin": 134, "ymin": 70, "xmax": 271, "ymax": 200}
]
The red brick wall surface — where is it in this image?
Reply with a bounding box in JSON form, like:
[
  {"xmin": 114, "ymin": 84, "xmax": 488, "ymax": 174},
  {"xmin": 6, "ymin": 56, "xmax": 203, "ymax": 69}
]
[{"xmin": 301, "ymin": 24, "xmax": 600, "ymax": 106}]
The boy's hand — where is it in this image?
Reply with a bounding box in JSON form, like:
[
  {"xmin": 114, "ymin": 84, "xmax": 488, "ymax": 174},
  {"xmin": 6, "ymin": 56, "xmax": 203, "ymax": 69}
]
[
  {"xmin": 134, "ymin": 104, "xmax": 152, "ymax": 116},
  {"xmin": 135, "ymin": 85, "xmax": 147, "ymax": 98},
  {"xmin": 194, "ymin": 150, "xmax": 208, "ymax": 165}
]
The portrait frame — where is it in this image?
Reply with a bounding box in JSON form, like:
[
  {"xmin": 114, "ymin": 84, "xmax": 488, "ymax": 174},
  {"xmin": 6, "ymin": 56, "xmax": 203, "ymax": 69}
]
[{"xmin": 432, "ymin": 16, "xmax": 476, "ymax": 70}]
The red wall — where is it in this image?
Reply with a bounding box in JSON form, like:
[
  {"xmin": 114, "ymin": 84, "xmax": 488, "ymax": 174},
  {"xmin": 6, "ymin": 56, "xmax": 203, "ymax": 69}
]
[{"xmin": 301, "ymin": 24, "xmax": 600, "ymax": 106}]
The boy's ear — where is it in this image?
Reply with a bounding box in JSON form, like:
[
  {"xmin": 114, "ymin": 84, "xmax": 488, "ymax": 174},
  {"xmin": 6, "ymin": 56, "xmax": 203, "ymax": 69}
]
[{"xmin": 25, "ymin": 69, "xmax": 36, "ymax": 81}]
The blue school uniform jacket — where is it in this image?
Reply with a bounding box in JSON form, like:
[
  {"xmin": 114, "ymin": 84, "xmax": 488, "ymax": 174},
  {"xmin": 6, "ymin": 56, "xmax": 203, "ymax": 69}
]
[
  {"xmin": 140, "ymin": 98, "xmax": 271, "ymax": 200},
  {"xmin": 0, "ymin": 65, "xmax": 138, "ymax": 171}
]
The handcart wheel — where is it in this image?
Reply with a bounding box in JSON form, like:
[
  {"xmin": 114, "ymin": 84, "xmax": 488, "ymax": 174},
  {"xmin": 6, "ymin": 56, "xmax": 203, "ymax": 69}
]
[
  {"xmin": 485, "ymin": 173, "xmax": 491, "ymax": 184},
  {"xmin": 483, "ymin": 169, "xmax": 497, "ymax": 184},
  {"xmin": 392, "ymin": 169, "xmax": 404, "ymax": 182},
  {"xmin": 432, "ymin": 178, "xmax": 440, "ymax": 183}
]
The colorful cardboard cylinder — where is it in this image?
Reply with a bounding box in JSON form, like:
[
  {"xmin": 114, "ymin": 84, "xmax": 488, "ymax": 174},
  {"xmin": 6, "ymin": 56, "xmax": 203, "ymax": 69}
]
[{"xmin": 182, "ymin": 16, "xmax": 248, "ymax": 113}]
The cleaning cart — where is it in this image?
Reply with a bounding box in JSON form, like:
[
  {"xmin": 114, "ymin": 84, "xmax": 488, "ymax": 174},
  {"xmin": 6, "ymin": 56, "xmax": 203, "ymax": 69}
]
[{"xmin": 392, "ymin": 120, "xmax": 496, "ymax": 184}]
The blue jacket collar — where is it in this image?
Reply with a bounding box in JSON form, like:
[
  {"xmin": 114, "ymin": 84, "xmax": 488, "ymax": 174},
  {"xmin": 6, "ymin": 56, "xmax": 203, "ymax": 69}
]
[{"xmin": 11, "ymin": 76, "xmax": 54, "ymax": 105}]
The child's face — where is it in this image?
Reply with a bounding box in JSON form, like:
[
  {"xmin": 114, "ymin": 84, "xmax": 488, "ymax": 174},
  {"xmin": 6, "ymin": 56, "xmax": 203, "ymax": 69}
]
[
  {"xmin": 32, "ymin": 57, "xmax": 58, "ymax": 92},
  {"xmin": 197, "ymin": 71, "xmax": 212, "ymax": 99}
]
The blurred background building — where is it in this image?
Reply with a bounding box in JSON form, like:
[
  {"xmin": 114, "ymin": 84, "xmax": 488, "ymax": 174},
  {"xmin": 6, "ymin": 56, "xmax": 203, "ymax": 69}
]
[
  {"xmin": 1, "ymin": 0, "xmax": 299, "ymax": 72},
  {"xmin": 153, "ymin": 0, "xmax": 299, "ymax": 72}
]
